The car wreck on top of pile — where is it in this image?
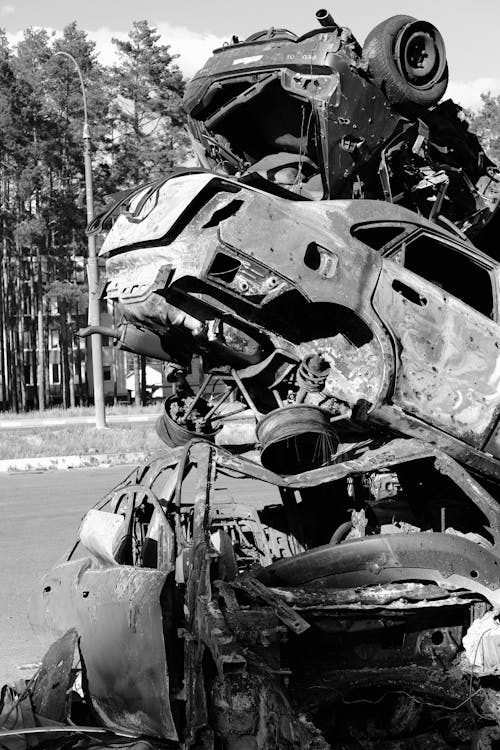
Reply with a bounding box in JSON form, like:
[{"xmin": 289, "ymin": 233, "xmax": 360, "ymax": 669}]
[
  {"xmin": 5, "ymin": 8, "xmax": 500, "ymax": 750},
  {"xmin": 183, "ymin": 8, "xmax": 500, "ymax": 249}
]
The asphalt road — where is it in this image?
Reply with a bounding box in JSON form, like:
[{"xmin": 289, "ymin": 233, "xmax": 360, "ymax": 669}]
[{"xmin": 0, "ymin": 464, "xmax": 136, "ymax": 684}]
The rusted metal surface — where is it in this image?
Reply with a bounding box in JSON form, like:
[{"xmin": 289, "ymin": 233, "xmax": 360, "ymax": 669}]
[
  {"xmin": 76, "ymin": 567, "xmax": 177, "ymax": 740},
  {"xmin": 231, "ymin": 577, "xmax": 310, "ymax": 634},
  {"xmin": 182, "ymin": 13, "xmax": 497, "ymax": 239},
  {"xmin": 30, "ymin": 563, "xmax": 177, "ymax": 741},
  {"xmin": 257, "ymin": 531, "xmax": 500, "ymax": 604},
  {"xmin": 30, "ymin": 629, "xmax": 77, "ymax": 723},
  {"xmin": 101, "ymin": 173, "xmax": 215, "ymax": 253},
  {"xmin": 373, "ymin": 259, "xmax": 500, "ymax": 446},
  {"xmin": 29, "ymin": 558, "xmax": 92, "ymax": 644},
  {"xmin": 212, "ymin": 438, "xmax": 500, "ymax": 532},
  {"xmin": 182, "ymin": 443, "xmax": 213, "ymax": 743},
  {"xmin": 271, "ymin": 582, "xmax": 475, "ymax": 608}
]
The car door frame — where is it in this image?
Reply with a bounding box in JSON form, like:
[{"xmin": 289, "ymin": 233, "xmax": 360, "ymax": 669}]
[{"xmin": 372, "ymin": 225, "xmax": 500, "ymax": 451}]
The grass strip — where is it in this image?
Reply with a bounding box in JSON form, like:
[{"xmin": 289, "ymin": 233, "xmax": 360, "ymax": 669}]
[{"xmin": 0, "ymin": 423, "xmax": 165, "ymax": 460}]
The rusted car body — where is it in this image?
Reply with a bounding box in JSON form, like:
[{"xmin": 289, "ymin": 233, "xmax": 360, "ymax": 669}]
[
  {"xmin": 96, "ymin": 170, "xmax": 500, "ymax": 485},
  {"xmin": 23, "ymin": 441, "xmax": 500, "ymax": 748},
  {"xmin": 183, "ymin": 11, "xmax": 500, "ymax": 248}
]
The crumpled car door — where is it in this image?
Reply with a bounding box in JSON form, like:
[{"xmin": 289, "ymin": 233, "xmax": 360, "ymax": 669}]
[
  {"xmin": 29, "ymin": 467, "xmax": 182, "ymax": 742},
  {"xmin": 373, "ymin": 258, "xmax": 500, "ymax": 448}
]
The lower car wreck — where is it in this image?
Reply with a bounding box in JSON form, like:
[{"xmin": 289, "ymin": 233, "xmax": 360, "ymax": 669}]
[{"xmin": 5, "ymin": 439, "xmax": 500, "ymax": 748}]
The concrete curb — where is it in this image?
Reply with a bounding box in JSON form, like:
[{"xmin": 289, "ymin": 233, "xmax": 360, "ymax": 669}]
[{"xmin": 0, "ymin": 452, "xmax": 147, "ymax": 473}]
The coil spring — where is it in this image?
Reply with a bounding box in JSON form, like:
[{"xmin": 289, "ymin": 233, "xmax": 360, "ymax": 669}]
[{"xmin": 296, "ymin": 354, "xmax": 331, "ymax": 393}]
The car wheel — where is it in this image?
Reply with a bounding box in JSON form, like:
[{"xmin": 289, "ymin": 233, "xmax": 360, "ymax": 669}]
[{"xmin": 363, "ymin": 15, "xmax": 448, "ymax": 106}]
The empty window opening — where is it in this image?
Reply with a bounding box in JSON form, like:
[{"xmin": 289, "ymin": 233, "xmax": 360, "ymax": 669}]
[
  {"xmin": 216, "ymin": 80, "xmax": 319, "ymax": 168},
  {"xmin": 402, "ymin": 235, "xmax": 493, "ymax": 318},
  {"xmin": 352, "ymin": 223, "xmax": 406, "ymax": 251},
  {"xmin": 208, "ymin": 252, "xmax": 242, "ymax": 284}
]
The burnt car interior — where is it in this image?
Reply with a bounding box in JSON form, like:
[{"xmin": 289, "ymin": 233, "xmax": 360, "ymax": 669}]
[{"xmin": 18, "ymin": 441, "xmax": 500, "ymax": 749}]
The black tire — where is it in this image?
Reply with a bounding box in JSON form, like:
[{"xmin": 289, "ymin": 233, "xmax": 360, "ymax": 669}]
[{"xmin": 363, "ymin": 15, "xmax": 448, "ymax": 107}]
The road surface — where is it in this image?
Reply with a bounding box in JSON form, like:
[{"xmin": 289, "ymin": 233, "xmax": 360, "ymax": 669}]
[{"xmin": 0, "ymin": 464, "xmax": 136, "ymax": 683}]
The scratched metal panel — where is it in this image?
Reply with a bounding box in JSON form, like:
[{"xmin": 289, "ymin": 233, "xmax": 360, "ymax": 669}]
[
  {"xmin": 218, "ymin": 190, "xmax": 383, "ymax": 313},
  {"xmin": 104, "ymin": 183, "xmax": 384, "ymax": 319},
  {"xmin": 76, "ymin": 567, "xmax": 178, "ymax": 740},
  {"xmin": 100, "ymin": 173, "xmax": 215, "ymax": 254},
  {"xmin": 28, "ymin": 558, "xmax": 91, "ymax": 652},
  {"xmin": 373, "ymin": 261, "xmax": 500, "ymax": 447},
  {"xmin": 323, "ymin": 60, "xmax": 402, "ymax": 197},
  {"xmin": 103, "ymin": 190, "xmax": 237, "ymax": 300}
]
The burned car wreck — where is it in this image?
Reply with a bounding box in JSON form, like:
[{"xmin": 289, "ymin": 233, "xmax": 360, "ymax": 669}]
[
  {"xmin": 183, "ymin": 9, "xmax": 500, "ymax": 249},
  {"xmin": 6, "ymin": 8, "xmax": 500, "ymax": 750},
  {"xmin": 7, "ymin": 441, "xmax": 500, "ymax": 749}
]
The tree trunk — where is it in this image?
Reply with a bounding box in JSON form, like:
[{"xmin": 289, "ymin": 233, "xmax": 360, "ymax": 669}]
[
  {"xmin": 16, "ymin": 271, "xmax": 26, "ymax": 411},
  {"xmin": 67, "ymin": 311, "xmax": 76, "ymax": 408},
  {"xmin": 1, "ymin": 241, "xmax": 10, "ymax": 408},
  {"xmin": 60, "ymin": 302, "xmax": 70, "ymax": 408},
  {"xmin": 9, "ymin": 326, "xmax": 18, "ymax": 412},
  {"xmin": 140, "ymin": 355, "xmax": 147, "ymax": 405},
  {"xmin": 37, "ymin": 278, "xmax": 45, "ymax": 410},
  {"xmin": 0, "ymin": 244, "xmax": 6, "ymax": 409},
  {"xmin": 75, "ymin": 336, "xmax": 87, "ymax": 406},
  {"xmin": 134, "ymin": 355, "xmax": 141, "ymax": 407}
]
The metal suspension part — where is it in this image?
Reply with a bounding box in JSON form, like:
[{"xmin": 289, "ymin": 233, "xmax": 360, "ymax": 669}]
[{"xmin": 295, "ymin": 354, "xmax": 331, "ymax": 403}]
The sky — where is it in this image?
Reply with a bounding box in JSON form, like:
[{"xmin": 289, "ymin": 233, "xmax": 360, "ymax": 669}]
[{"xmin": 1, "ymin": 0, "xmax": 499, "ymax": 109}]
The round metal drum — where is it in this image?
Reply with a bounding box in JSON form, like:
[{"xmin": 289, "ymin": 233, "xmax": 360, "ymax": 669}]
[{"xmin": 256, "ymin": 405, "xmax": 339, "ymax": 475}]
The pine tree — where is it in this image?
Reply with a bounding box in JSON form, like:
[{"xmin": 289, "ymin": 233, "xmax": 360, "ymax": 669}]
[
  {"xmin": 109, "ymin": 20, "xmax": 189, "ymax": 188},
  {"xmin": 469, "ymin": 93, "xmax": 500, "ymax": 165},
  {"xmin": 0, "ymin": 20, "xmax": 191, "ymax": 410}
]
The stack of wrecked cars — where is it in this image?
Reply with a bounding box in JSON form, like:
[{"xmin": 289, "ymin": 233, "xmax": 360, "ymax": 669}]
[{"xmin": 4, "ymin": 9, "xmax": 500, "ymax": 750}]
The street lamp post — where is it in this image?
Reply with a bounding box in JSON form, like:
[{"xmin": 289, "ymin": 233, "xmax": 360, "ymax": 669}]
[{"xmin": 53, "ymin": 51, "xmax": 106, "ymax": 428}]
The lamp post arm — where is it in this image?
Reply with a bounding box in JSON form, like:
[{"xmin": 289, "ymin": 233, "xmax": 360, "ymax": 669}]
[{"xmin": 52, "ymin": 51, "xmax": 89, "ymax": 139}]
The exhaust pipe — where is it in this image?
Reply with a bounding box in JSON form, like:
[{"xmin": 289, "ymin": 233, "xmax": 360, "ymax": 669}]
[
  {"xmin": 77, "ymin": 324, "xmax": 176, "ymax": 362},
  {"xmin": 77, "ymin": 325, "xmax": 119, "ymax": 339},
  {"xmin": 78, "ymin": 322, "xmax": 265, "ymax": 368},
  {"xmin": 316, "ymin": 8, "xmax": 338, "ymax": 29}
]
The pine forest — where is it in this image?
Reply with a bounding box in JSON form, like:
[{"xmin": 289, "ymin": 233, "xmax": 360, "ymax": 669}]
[{"xmin": 0, "ymin": 20, "xmax": 190, "ymax": 411}]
